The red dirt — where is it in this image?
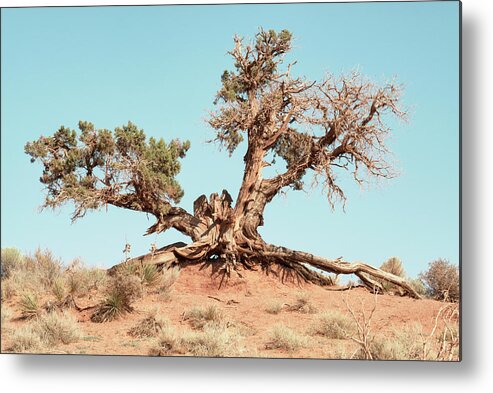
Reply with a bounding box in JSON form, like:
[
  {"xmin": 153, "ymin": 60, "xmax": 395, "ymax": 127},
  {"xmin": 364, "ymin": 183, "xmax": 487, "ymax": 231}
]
[{"xmin": 0, "ymin": 263, "xmax": 458, "ymax": 359}]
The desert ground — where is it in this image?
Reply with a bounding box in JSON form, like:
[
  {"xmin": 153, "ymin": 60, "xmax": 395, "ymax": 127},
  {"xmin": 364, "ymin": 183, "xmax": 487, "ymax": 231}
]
[{"xmin": 0, "ymin": 250, "xmax": 459, "ymax": 360}]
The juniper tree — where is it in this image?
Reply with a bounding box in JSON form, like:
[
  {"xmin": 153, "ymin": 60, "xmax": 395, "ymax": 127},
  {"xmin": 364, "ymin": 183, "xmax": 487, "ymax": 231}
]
[{"xmin": 26, "ymin": 29, "xmax": 420, "ymax": 298}]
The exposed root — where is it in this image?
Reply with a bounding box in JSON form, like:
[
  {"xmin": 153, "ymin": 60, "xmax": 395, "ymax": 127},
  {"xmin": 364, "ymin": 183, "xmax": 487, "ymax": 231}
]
[
  {"xmin": 108, "ymin": 240, "xmax": 421, "ymax": 299},
  {"xmin": 260, "ymin": 244, "xmax": 420, "ymax": 298}
]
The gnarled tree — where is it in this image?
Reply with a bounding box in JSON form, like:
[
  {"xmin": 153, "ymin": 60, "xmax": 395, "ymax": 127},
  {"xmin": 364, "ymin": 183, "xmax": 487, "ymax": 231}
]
[{"xmin": 25, "ymin": 29, "xmax": 420, "ymax": 298}]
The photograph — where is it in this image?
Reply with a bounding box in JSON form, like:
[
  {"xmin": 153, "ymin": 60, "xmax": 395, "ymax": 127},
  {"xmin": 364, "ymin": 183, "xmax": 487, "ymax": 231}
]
[{"xmin": 1, "ymin": 1, "xmax": 460, "ymax": 360}]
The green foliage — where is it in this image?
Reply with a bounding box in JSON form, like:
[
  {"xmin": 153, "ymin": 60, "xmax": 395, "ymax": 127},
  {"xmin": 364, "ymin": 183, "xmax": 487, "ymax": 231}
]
[
  {"xmin": 25, "ymin": 121, "xmax": 190, "ymax": 221},
  {"xmin": 18, "ymin": 292, "xmax": 40, "ymax": 319},
  {"xmin": 91, "ymin": 273, "xmax": 142, "ymax": 323},
  {"xmin": 211, "ymin": 29, "xmax": 293, "ymax": 155},
  {"xmin": 215, "ymin": 29, "xmax": 292, "ymax": 105},
  {"xmin": 140, "ymin": 264, "xmax": 160, "ymax": 287},
  {"xmin": 419, "ymin": 259, "xmax": 460, "ymax": 302}
]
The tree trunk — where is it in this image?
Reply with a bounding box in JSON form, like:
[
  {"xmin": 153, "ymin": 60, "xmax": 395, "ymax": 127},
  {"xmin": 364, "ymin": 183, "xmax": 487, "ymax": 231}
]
[{"xmin": 108, "ymin": 190, "xmax": 421, "ymax": 299}]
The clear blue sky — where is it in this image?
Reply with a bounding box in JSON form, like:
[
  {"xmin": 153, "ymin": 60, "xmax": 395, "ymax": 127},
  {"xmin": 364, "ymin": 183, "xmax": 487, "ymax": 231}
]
[{"xmin": 1, "ymin": 2, "xmax": 459, "ymax": 278}]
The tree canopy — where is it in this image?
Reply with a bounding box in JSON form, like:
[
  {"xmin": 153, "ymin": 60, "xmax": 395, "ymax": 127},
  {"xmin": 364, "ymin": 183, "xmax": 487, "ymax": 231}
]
[{"xmin": 26, "ymin": 28, "xmax": 419, "ymax": 298}]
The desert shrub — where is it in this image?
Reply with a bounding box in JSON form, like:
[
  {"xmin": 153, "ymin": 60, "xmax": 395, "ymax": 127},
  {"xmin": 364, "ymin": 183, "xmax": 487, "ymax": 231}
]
[
  {"xmin": 265, "ymin": 324, "xmax": 308, "ymax": 352},
  {"xmin": 9, "ymin": 325, "xmax": 44, "ymax": 353},
  {"xmin": 310, "ymin": 311, "xmax": 355, "ymax": 339},
  {"xmin": 419, "ymin": 259, "xmax": 460, "ymax": 302},
  {"xmin": 26, "ymin": 248, "xmax": 63, "ymax": 289},
  {"xmin": 370, "ymin": 323, "xmax": 426, "ymax": 360},
  {"xmin": 1, "ymin": 279, "xmax": 15, "ymax": 301},
  {"xmin": 140, "ymin": 264, "xmax": 160, "ymax": 287},
  {"xmin": 65, "ymin": 259, "xmax": 107, "ymax": 296},
  {"xmin": 265, "ymin": 300, "xmax": 283, "ymax": 315},
  {"xmin": 128, "ymin": 311, "xmax": 169, "ymax": 338},
  {"xmin": 149, "ymin": 325, "xmax": 182, "ymax": 356},
  {"xmin": 18, "ymin": 292, "xmax": 40, "ymax": 319},
  {"xmin": 287, "ymin": 292, "xmax": 317, "ymax": 314},
  {"xmin": 380, "ymin": 257, "xmax": 405, "ymax": 277},
  {"xmin": 33, "ymin": 311, "xmax": 81, "ymax": 345},
  {"xmin": 181, "ymin": 322, "xmax": 240, "ymax": 357},
  {"xmin": 91, "ymin": 273, "xmax": 142, "ymax": 323},
  {"xmin": 379, "ymin": 257, "xmax": 406, "ymax": 292},
  {"xmin": 1, "ymin": 247, "xmax": 23, "ymax": 279},
  {"xmin": 51, "ymin": 276, "xmax": 67, "ymax": 302},
  {"xmin": 183, "ymin": 304, "xmax": 224, "ymax": 329},
  {"xmin": 6, "ymin": 268, "xmax": 43, "ymax": 297},
  {"xmin": 409, "ymin": 278, "xmax": 428, "ymax": 298}
]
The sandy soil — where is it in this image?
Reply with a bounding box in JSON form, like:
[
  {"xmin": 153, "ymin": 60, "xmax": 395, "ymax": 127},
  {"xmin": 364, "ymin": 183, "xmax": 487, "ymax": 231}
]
[{"xmin": 0, "ymin": 263, "xmax": 458, "ymax": 359}]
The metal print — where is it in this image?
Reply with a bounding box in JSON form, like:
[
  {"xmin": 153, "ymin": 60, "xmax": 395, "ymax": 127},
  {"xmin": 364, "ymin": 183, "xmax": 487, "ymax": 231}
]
[{"xmin": 0, "ymin": 1, "xmax": 461, "ymax": 360}]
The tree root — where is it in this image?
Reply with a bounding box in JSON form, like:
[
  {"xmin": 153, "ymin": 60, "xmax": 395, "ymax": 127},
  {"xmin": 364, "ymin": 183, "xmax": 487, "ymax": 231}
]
[
  {"xmin": 260, "ymin": 244, "xmax": 421, "ymax": 298},
  {"xmin": 107, "ymin": 241, "xmax": 421, "ymax": 299}
]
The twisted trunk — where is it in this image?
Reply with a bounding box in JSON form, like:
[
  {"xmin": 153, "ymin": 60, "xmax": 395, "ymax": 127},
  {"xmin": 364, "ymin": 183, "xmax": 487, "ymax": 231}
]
[{"xmin": 109, "ymin": 189, "xmax": 421, "ymax": 299}]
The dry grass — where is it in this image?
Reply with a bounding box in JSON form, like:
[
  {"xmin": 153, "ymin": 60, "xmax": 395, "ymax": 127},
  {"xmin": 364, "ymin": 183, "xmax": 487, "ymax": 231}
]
[
  {"xmin": 265, "ymin": 300, "xmax": 283, "ymax": 315},
  {"xmin": 183, "ymin": 304, "xmax": 224, "ymax": 329},
  {"xmin": 1, "ymin": 305, "xmax": 13, "ymax": 329},
  {"xmin": 157, "ymin": 266, "xmax": 180, "ymax": 300},
  {"xmin": 51, "ymin": 276, "xmax": 67, "ymax": 302},
  {"xmin": 266, "ymin": 324, "xmax": 308, "ymax": 352},
  {"xmin": 287, "ymin": 292, "xmax": 317, "ymax": 314},
  {"xmin": 310, "ymin": 311, "xmax": 356, "ymax": 339},
  {"xmin": 9, "ymin": 325, "xmax": 44, "ymax": 353},
  {"xmin": 1, "ymin": 247, "xmax": 23, "ymax": 279},
  {"xmin": 128, "ymin": 311, "xmax": 169, "ymax": 338},
  {"xmin": 181, "ymin": 322, "xmax": 241, "ymax": 357},
  {"xmin": 149, "ymin": 325, "xmax": 182, "ymax": 356},
  {"xmin": 66, "ymin": 260, "xmax": 108, "ymax": 296},
  {"xmin": 33, "ymin": 311, "xmax": 82, "ymax": 345},
  {"xmin": 149, "ymin": 321, "xmax": 243, "ymax": 357}
]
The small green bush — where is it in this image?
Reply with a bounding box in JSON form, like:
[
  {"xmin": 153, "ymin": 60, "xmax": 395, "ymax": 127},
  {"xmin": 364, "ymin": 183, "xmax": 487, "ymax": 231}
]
[
  {"xmin": 91, "ymin": 273, "xmax": 142, "ymax": 322},
  {"xmin": 18, "ymin": 292, "xmax": 40, "ymax": 319},
  {"xmin": 140, "ymin": 264, "xmax": 160, "ymax": 287}
]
